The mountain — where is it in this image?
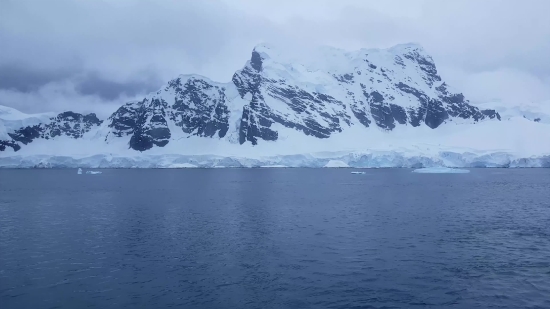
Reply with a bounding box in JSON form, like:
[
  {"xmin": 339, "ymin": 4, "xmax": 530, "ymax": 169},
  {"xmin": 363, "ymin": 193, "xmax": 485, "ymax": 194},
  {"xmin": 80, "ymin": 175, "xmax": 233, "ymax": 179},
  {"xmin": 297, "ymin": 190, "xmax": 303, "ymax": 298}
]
[
  {"xmin": 1, "ymin": 43, "xmax": 549, "ymax": 168},
  {"xmin": 100, "ymin": 43, "xmax": 501, "ymax": 152},
  {"xmin": 0, "ymin": 106, "xmax": 102, "ymax": 152}
]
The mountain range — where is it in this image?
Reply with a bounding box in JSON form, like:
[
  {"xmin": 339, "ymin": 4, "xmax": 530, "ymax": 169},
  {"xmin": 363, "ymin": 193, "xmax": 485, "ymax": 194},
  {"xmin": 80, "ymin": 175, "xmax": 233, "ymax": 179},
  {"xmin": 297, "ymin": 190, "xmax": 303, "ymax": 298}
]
[{"xmin": 1, "ymin": 43, "xmax": 548, "ymax": 168}]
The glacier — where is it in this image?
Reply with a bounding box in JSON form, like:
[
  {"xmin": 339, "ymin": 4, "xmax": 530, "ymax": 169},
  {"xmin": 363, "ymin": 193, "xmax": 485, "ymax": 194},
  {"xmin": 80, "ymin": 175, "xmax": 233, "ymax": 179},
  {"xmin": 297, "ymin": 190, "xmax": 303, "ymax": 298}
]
[
  {"xmin": 1, "ymin": 151, "xmax": 549, "ymax": 169},
  {"xmin": 412, "ymin": 167, "xmax": 470, "ymax": 174}
]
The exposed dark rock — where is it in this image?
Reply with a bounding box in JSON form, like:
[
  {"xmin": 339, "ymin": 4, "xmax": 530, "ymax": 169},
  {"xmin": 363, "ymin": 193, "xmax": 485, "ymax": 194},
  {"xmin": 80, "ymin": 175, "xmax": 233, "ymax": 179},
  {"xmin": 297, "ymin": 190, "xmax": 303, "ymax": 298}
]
[
  {"xmin": 108, "ymin": 102, "xmax": 140, "ymax": 137},
  {"xmin": 170, "ymin": 78, "xmax": 229, "ymax": 138},
  {"xmin": 334, "ymin": 73, "xmax": 354, "ymax": 84},
  {"xmin": 250, "ymin": 50, "xmax": 263, "ymax": 72},
  {"xmin": 239, "ymin": 102, "xmax": 278, "ymax": 145},
  {"xmin": 391, "ymin": 104, "xmax": 408, "ymax": 125},
  {"xmin": 0, "ymin": 140, "xmax": 21, "ymax": 152},
  {"xmin": 394, "ymin": 55, "xmax": 406, "ymax": 68},
  {"xmin": 9, "ymin": 125, "xmax": 42, "ymax": 144},
  {"xmin": 106, "ymin": 76, "xmax": 230, "ymax": 151},
  {"xmin": 232, "ymin": 51, "xmax": 352, "ymax": 144},
  {"xmin": 424, "ymin": 99, "xmax": 449, "ymax": 129},
  {"xmin": 7, "ymin": 111, "xmax": 102, "ymax": 147},
  {"xmin": 402, "ymin": 48, "xmax": 441, "ymax": 86}
]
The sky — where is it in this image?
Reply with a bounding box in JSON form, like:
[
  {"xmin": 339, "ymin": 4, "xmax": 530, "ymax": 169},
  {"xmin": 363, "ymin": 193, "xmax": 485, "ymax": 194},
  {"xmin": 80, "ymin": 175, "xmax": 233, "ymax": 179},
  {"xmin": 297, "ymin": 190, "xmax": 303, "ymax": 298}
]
[{"xmin": 1, "ymin": 0, "xmax": 549, "ymax": 117}]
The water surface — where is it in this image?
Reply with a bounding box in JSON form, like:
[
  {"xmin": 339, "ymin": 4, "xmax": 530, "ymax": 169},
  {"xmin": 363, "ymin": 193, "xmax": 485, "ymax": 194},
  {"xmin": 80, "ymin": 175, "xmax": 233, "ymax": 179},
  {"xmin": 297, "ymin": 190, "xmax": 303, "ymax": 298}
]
[{"xmin": 1, "ymin": 168, "xmax": 549, "ymax": 308}]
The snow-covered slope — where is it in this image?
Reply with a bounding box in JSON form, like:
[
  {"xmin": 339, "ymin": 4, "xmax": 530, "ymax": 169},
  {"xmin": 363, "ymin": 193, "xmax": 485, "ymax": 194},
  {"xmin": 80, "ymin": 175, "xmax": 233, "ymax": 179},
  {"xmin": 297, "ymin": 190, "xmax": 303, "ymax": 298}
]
[
  {"xmin": 1, "ymin": 43, "xmax": 549, "ymax": 168},
  {"xmin": 477, "ymin": 101, "xmax": 550, "ymax": 124},
  {"xmin": 232, "ymin": 43, "xmax": 499, "ymax": 145},
  {"xmin": 0, "ymin": 106, "xmax": 54, "ymax": 139}
]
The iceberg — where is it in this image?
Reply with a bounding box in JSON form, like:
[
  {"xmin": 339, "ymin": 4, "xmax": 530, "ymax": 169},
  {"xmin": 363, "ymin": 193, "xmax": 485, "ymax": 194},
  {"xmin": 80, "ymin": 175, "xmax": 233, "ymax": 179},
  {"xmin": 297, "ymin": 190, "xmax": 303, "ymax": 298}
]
[
  {"xmin": 85, "ymin": 171, "xmax": 102, "ymax": 174},
  {"xmin": 412, "ymin": 167, "xmax": 470, "ymax": 174},
  {"xmin": 77, "ymin": 168, "xmax": 82, "ymax": 174}
]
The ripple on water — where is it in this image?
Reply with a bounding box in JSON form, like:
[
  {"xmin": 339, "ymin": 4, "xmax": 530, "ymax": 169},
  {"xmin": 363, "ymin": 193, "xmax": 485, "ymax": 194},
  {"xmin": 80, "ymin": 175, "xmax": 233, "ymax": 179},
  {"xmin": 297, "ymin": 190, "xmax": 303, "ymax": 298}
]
[{"xmin": 0, "ymin": 168, "xmax": 549, "ymax": 309}]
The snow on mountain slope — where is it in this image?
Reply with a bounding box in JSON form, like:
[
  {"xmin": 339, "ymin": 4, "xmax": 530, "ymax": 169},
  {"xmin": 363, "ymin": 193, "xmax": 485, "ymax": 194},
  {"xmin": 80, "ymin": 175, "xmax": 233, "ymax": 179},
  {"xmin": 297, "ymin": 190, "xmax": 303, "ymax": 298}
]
[
  {"xmin": 232, "ymin": 43, "xmax": 500, "ymax": 144},
  {"xmin": 0, "ymin": 106, "xmax": 54, "ymax": 139},
  {"xmin": 0, "ymin": 105, "xmax": 54, "ymax": 122},
  {"xmin": 0, "ymin": 107, "xmax": 102, "ymax": 152},
  {"xmin": 103, "ymin": 75, "xmax": 244, "ymax": 151},
  {"xmin": 0, "ymin": 42, "xmax": 548, "ymax": 167},
  {"xmin": 477, "ymin": 101, "xmax": 550, "ymax": 124}
]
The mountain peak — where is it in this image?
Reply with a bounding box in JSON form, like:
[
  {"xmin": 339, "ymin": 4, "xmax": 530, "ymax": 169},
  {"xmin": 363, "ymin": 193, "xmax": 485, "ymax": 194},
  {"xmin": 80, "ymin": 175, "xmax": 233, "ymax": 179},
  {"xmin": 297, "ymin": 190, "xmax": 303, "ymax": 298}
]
[{"xmin": 388, "ymin": 42, "xmax": 425, "ymax": 52}]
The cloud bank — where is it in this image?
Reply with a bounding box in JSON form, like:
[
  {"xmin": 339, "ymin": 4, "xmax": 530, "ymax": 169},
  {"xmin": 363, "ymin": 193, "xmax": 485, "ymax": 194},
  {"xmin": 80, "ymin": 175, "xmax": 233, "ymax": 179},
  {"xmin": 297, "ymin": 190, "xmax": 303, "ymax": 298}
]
[{"xmin": 1, "ymin": 0, "xmax": 549, "ymax": 116}]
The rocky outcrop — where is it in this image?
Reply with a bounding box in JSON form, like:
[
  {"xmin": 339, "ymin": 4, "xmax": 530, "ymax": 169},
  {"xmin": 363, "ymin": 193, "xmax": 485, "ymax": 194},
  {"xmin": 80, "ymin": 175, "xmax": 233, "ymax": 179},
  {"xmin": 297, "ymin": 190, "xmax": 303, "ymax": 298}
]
[
  {"xmin": 106, "ymin": 76, "xmax": 230, "ymax": 151},
  {"xmin": 2, "ymin": 112, "xmax": 102, "ymax": 151}
]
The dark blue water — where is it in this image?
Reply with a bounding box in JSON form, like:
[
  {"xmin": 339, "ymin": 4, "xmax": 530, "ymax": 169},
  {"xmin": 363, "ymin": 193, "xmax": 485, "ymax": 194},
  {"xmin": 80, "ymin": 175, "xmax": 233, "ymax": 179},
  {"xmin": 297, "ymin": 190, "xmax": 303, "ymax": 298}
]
[{"xmin": 1, "ymin": 169, "xmax": 549, "ymax": 309}]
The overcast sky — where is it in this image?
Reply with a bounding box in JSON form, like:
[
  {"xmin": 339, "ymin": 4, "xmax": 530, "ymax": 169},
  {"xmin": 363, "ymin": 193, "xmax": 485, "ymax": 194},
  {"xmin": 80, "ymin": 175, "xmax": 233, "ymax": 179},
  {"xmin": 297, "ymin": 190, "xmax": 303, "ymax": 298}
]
[{"xmin": 1, "ymin": 0, "xmax": 549, "ymax": 116}]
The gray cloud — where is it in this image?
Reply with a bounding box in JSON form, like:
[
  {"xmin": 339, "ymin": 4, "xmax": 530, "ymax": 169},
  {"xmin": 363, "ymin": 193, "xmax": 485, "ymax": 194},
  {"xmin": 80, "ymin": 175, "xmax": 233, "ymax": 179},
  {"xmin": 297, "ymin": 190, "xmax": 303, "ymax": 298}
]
[
  {"xmin": 74, "ymin": 72, "xmax": 162, "ymax": 101},
  {"xmin": 0, "ymin": 64, "xmax": 78, "ymax": 93},
  {"xmin": 0, "ymin": 0, "xmax": 549, "ymax": 113}
]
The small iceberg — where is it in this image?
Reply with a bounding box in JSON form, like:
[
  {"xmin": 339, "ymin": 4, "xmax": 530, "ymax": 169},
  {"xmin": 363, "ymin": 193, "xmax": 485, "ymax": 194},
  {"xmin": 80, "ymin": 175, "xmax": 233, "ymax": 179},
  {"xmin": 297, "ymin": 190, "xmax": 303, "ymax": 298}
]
[
  {"xmin": 85, "ymin": 171, "xmax": 102, "ymax": 175},
  {"xmin": 412, "ymin": 167, "xmax": 470, "ymax": 174},
  {"xmin": 351, "ymin": 171, "xmax": 366, "ymax": 175},
  {"xmin": 77, "ymin": 168, "xmax": 82, "ymax": 175}
]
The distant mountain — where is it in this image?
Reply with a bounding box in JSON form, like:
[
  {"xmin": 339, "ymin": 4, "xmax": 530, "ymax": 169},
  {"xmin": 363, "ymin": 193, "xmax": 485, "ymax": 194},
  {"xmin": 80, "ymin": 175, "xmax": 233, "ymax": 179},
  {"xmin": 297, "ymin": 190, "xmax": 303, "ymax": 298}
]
[
  {"xmin": 0, "ymin": 105, "xmax": 101, "ymax": 152},
  {"xmin": 1, "ymin": 43, "xmax": 548, "ymax": 168}
]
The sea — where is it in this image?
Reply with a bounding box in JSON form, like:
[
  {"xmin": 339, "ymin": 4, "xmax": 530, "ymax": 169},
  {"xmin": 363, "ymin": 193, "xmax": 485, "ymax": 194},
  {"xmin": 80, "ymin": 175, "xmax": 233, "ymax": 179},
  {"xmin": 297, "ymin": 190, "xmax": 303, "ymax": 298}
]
[{"xmin": 1, "ymin": 168, "xmax": 549, "ymax": 308}]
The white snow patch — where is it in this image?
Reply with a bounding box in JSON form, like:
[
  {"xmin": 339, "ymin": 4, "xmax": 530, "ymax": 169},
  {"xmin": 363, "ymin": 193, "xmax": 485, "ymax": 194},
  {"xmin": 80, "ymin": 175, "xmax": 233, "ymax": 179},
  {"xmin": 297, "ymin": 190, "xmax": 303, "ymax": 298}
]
[{"xmin": 0, "ymin": 105, "xmax": 55, "ymax": 140}]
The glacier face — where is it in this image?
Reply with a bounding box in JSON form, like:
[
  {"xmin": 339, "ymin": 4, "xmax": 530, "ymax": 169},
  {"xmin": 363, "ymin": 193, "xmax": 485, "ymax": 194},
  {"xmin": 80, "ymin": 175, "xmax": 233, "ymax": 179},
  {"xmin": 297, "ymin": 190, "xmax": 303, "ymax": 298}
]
[
  {"xmin": 1, "ymin": 152, "xmax": 549, "ymax": 169},
  {"xmin": 0, "ymin": 42, "xmax": 548, "ymax": 168}
]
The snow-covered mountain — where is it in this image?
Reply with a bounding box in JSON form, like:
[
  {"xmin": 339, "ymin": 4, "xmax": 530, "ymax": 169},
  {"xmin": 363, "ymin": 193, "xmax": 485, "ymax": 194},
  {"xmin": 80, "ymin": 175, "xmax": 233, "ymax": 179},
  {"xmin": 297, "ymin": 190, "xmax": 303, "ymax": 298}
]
[
  {"xmin": 0, "ymin": 105, "xmax": 102, "ymax": 152},
  {"xmin": 1, "ymin": 43, "xmax": 549, "ymax": 168}
]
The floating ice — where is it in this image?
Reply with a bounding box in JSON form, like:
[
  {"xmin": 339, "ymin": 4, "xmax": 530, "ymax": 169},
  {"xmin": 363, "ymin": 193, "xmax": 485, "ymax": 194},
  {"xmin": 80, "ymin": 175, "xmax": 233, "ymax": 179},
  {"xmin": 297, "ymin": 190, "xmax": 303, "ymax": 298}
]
[
  {"xmin": 412, "ymin": 167, "xmax": 470, "ymax": 174},
  {"xmin": 77, "ymin": 168, "xmax": 82, "ymax": 174},
  {"xmin": 85, "ymin": 171, "xmax": 102, "ymax": 174},
  {"xmin": 351, "ymin": 171, "xmax": 366, "ymax": 174}
]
